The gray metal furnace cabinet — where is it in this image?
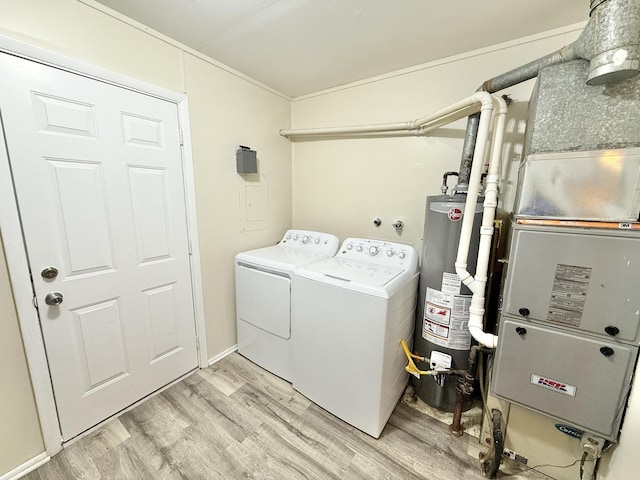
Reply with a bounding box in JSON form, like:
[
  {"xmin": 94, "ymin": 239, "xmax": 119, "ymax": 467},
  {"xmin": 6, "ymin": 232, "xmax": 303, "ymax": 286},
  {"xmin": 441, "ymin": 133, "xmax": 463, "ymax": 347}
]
[{"xmin": 492, "ymin": 224, "xmax": 640, "ymax": 440}]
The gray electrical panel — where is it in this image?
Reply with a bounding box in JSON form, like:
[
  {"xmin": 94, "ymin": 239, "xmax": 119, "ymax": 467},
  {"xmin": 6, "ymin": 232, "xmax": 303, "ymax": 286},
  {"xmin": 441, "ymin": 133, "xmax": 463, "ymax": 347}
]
[
  {"xmin": 493, "ymin": 223, "xmax": 640, "ymax": 440},
  {"xmin": 236, "ymin": 146, "xmax": 257, "ymax": 174}
]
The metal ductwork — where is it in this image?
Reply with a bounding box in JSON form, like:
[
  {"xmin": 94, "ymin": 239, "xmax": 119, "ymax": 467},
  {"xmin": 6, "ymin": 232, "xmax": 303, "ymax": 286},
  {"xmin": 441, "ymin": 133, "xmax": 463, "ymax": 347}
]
[
  {"xmin": 456, "ymin": 0, "xmax": 640, "ymax": 187},
  {"xmin": 580, "ymin": 0, "xmax": 640, "ymax": 85}
]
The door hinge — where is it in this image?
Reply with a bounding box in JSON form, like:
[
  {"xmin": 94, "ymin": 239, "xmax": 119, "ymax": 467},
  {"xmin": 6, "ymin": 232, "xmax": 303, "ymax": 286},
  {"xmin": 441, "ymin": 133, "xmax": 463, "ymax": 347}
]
[
  {"xmin": 188, "ymin": 240, "xmax": 193, "ymax": 255},
  {"xmin": 179, "ymin": 129, "xmax": 184, "ymax": 146}
]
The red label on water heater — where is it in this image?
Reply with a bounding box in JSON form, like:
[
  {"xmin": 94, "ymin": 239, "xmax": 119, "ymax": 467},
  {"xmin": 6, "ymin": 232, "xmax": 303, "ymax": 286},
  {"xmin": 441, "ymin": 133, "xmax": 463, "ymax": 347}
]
[{"xmin": 448, "ymin": 208, "xmax": 463, "ymax": 221}]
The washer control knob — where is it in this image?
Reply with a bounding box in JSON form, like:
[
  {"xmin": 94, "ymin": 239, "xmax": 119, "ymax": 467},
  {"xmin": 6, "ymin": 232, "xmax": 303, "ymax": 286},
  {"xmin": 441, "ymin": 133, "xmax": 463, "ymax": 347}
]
[
  {"xmin": 302, "ymin": 235, "xmax": 310, "ymax": 244},
  {"xmin": 293, "ymin": 234, "xmax": 299, "ymax": 241},
  {"xmin": 356, "ymin": 245, "xmax": 363, "ymax": 252},
  {"xmin": 369, "ymin": 246, "xmax": 378, "ymax": 256},
  {"xmin": 286, "ymin": 234, "xmax": 292, "ymax": 240},
  {"xmin": 386, "ymin": 250, "xmax": 395, "ymax": 257},
  {"xmin": 346, "ymin": 244, "xmax": 353, "ymax": 250},
  {"xmin": 315, "ymin": 237, "xmax": 321, "ymax": 244},
  {"xmin": 398, "ymin": 251, "xmax": 406, "ymax": 259}
]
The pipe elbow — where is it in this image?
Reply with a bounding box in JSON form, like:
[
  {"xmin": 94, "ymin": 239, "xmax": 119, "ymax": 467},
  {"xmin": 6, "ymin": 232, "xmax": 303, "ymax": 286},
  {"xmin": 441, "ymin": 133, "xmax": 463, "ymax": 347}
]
[
  {"xmin": 473, "ymin": 91, "xmax": 494, "ymax": 111},
  {"xmin": 468, "ymin": 324, "xmax": 498, "ymax": 349},
  {"xmin": 493, "ymin": 95, "xmax": 509, "ymax": 114},
  {"xmin": 454, "ymin": 263, "xmax": 472, "ymax": 282}
]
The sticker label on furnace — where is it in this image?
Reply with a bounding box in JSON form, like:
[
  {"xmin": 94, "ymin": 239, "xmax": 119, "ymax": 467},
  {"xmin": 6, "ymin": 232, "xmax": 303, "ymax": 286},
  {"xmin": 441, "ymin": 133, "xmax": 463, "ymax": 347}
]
[
  {"xmin": 547, "ymin": 264, "xmax": 592, "ymax": 327},
  {"xmin": 422, "ymin": 287, "xmax": 472, "ymax": 350},
  {"xmin": 531, "ymin": 374, "xmax": 577, "ymax": 397}
]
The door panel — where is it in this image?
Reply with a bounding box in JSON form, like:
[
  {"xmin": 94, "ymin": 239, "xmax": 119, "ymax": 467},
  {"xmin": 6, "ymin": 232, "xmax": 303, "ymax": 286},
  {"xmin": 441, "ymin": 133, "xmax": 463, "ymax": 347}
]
[
  {"xmin": 0, "ymin": 53, "xmax": 198, "ymax": 440},
  {"xmin": 72, "ymin": 299, "xmax": 129, "ymax": 391}
]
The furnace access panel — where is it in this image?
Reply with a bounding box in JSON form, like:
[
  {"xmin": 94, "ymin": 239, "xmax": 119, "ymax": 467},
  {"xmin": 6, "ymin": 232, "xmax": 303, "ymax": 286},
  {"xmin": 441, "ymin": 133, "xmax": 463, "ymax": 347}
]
[
  {"xmin": 493, "ymin": 224, "xmax": 640, "ymax": 440},
  {"xmin": 502, "ymin": 226, "xmax": 640, "ymax": 342}
]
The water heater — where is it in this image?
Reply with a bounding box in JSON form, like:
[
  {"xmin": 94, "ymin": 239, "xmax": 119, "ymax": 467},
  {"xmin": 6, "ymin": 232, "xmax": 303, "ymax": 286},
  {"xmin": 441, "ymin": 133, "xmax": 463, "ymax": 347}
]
[{"xmin": 412, "ymin": 191, "xmax": 483, "ymax": 411}]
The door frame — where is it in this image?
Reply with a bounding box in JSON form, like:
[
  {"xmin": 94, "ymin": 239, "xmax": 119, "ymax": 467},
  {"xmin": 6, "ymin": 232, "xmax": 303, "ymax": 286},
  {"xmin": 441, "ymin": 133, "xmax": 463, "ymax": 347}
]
[{"xmin": 0, "ymin": 34, "xmax": 208, "ymax": 455}]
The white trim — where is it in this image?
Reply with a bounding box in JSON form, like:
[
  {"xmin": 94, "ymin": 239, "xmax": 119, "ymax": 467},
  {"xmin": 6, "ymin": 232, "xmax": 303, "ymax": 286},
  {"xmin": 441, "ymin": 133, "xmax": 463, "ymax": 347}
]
[
  {"xmin": 178, "ymin": 98, "xmax": 209, "ymax": 368},
  {"xmin": 75, "ymin": 0, "xmax": 290, "ymax": 101},
  {"xmin": 0, "ymin": 452, "xmax": 49, "ymax": 480},
  {"xmin": 209, "ymin": 345, "xmax": 238, "ymax": 366},
  {"xmin": 0, "ymin": 34, "xmax": 208, "ymax": 455},
  {"xmin": 0, "ymin": 119, "xmax": 62, "ymax": 455},
  {"xmin": 0, "ymin": 35, "xmax": 186, "ymax": 103},
  {"xmin": 292, "ymin": 21, "xmax": 587, "ymax": 101}
]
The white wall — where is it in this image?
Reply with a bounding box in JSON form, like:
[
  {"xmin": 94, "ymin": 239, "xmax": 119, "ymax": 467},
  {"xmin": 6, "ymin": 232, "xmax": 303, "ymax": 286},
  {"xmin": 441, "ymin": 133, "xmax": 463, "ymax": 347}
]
[
  {"xmin": 291, "ymin": 28, "xmax": 581, "ymax": 250},
  {"xmin": 0, "ymin": 0, "xmax": 291, "ymax": 475},
  {"xmin": 0, "ymin": 238, "xmax": 44, "ymax": 475},
  {"xmin": 290, "ymin": 24, "xmax": 639, "ymax": 480}
]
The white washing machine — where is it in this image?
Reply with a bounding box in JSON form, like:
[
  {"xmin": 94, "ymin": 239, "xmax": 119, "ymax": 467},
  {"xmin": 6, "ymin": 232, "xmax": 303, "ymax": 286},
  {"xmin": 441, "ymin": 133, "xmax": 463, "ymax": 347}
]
[
  {"xmin": 291, "ymin": 238, "xmax": 419, "ymax": 438},
  {"xmin": 235, "ymin": 229, "xmax": 339, "ymax": 382}
]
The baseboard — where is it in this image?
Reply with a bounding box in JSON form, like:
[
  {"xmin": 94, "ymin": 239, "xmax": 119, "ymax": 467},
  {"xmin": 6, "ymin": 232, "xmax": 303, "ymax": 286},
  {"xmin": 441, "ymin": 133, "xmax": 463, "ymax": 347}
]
[
  {"xmin": 0, "ymin": 452, "xmax": 49, "ymax": 480},
  {"xmin": 208, "ymin": 344, "xmax": 238, "ymax": 366}
]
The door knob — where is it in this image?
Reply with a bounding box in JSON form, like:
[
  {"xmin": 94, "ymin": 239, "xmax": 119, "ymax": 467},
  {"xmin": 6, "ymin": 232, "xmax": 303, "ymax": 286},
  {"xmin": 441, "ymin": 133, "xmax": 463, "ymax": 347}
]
[{"xmin": 45, "ymin": 292, "xmax": 64, "ymax": 306}]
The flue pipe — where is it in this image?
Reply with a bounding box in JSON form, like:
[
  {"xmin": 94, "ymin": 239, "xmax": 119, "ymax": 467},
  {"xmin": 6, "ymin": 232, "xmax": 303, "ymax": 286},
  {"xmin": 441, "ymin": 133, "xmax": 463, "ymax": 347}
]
[
  {"xmin": 279, "ymin": 95, "xmax": 487, "ymax": 139},
  {"xmin": 457, "ymin": 45, "xmax": 578, "ymax": 186},
  {"xmin": 455, "ymin": 96, "xmax": 508, "ymax": 349},
  {"xmin": 457, "ymin": 0, "xmax": 640, "ymax": 187},
  {"xmin": 580, "ymin": 0, "xmax": 640, "ymax": 85}
]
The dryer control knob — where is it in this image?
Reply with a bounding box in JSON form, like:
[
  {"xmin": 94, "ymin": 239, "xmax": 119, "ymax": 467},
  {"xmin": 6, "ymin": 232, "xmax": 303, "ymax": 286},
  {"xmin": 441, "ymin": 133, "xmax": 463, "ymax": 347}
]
[
  {"xmin": 346, "ymin": 244, "xmax": 353, "ymax": 250},
  {"xmin": 398, "ymin": 251, "xmax": 406, "ymax": 259},
  {"xmin": 386, "ymin": 250, "xmax": 395, "ymax": 257},
  {"xmin": 293, "ymin": 234, "xmax": 299, "ymax": 241},
  {"xmin": 286, "ymin": 234, "xmax": 292, "ymax": 239},
  {"xmin": 302, "ymin": 235, "xmax": 310, "ymax": 244},
  {"xmin": 356, "ymin": 245, "xmax": 363, "ymax": 252},
  {"xmin": 369, "ymin": 246, "xmax": 378, "ymax": 256},
  {"xmin": 315, "ymin": 238, "xmax": 320, "ymax": 244}
]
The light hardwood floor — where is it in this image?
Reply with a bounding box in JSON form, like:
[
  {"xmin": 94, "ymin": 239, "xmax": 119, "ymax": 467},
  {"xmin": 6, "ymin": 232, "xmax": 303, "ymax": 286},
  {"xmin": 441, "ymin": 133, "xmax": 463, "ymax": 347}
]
[{"xmin": 24, "ymin": 353, "xmax": 549, "ymax": 480}]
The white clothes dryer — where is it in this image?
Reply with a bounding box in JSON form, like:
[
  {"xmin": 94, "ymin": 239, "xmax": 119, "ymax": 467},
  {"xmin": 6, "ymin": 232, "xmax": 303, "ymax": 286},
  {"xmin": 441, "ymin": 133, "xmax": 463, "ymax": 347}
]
[
  {"xmin": 235, "ymin": 230, "xmax": 339, "ymax": 381},
  {"xmin": 291, "ymin": 238, "xmax": 419, "ymax": 438}
]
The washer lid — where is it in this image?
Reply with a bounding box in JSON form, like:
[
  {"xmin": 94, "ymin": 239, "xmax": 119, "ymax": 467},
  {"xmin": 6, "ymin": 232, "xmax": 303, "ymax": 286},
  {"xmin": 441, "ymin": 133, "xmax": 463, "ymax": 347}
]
[
  {"xmin": 236, "ymin": 245, "xmax": 331, "ymax": 272},
  {"xmin": 299, "ymin": 257, "xmax": 403, "ymax": 286}
]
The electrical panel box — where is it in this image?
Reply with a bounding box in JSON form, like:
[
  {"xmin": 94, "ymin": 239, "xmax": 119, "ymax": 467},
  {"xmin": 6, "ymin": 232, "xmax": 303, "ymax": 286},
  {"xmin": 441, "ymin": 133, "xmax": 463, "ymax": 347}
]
[
  {"xmin": 492, "ymin": 317, "xmax": 637, "ymax": 440},
  {"xmin": 236, "ymin": 146, "xmax": 257, "ymax": 174},
  {"xmin": 502, "ymin": 225, "xmax": 640, "ymax": 343}
]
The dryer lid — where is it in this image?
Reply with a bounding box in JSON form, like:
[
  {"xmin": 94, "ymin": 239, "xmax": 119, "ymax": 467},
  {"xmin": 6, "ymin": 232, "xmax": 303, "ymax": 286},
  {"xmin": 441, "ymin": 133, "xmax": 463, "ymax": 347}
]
[
  {"xmin": 298, "ymin": 257, "xmax": 403, "ymax": 286},
  {"xmin": 236, "ymin": 245, "xmax": 331, "ymax": 272}
]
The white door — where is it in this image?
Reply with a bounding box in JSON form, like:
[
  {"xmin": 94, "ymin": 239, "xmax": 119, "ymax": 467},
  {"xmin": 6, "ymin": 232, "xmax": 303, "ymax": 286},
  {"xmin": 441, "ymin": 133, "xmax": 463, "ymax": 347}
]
[{"xmin": 0, "ymin": 54, "xmax": 198, "ymax": 440}]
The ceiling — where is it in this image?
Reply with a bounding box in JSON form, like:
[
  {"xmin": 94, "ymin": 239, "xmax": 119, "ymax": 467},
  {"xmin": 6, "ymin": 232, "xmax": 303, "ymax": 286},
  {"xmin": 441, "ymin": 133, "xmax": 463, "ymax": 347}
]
[{"xmin": 93, "ymin": 0, "xmax": 589, "ymax": 97}]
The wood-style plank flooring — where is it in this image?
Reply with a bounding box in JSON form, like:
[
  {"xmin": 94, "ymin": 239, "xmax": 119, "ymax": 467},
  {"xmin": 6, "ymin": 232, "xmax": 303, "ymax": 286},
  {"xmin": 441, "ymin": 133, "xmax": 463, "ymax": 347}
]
[{"xmin": 24, "ymin": 353, "xmax": 548, "ymax": 480}]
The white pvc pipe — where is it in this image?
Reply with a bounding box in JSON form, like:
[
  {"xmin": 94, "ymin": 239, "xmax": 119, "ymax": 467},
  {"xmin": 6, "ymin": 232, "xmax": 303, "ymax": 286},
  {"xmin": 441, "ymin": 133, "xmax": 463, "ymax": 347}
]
[
  {"xmin": 455, "ymin": 96, "xmax": 508, "ymax": 349},
  {"xmin": 279, "ymin": 91, "xmax": 501, "ymax": 348},
  {"xmin": 279, "ymin": 95, "xmax": 484, "ymax": 138}
]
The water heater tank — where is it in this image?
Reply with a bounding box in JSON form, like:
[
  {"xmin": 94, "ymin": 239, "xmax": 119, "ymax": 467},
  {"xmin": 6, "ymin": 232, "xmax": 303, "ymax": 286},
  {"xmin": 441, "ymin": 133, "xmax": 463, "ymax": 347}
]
[{"xmin": 412, "ymin": 193, "xmax": 483, "ymax": 411}]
